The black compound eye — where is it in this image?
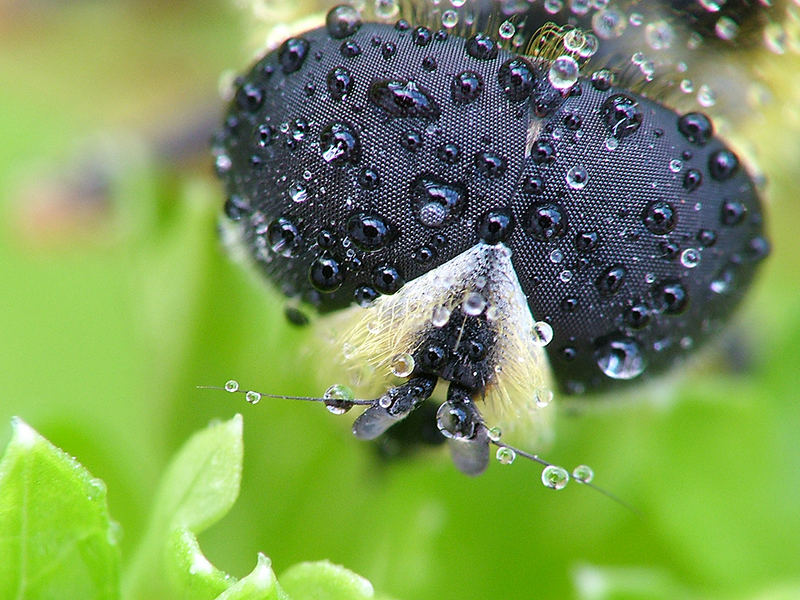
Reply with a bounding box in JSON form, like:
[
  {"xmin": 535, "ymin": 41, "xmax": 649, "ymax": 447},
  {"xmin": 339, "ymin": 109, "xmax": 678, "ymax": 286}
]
[{"xmin": 215, "ymin": 7, "xmax": 769, "ymax": 398}]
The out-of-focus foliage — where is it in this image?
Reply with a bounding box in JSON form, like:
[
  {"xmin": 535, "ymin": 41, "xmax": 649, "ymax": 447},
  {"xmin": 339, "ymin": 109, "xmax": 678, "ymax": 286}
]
[{"xmin": 1, "ymin": 1, "xmax": 799, "ymax": 599}]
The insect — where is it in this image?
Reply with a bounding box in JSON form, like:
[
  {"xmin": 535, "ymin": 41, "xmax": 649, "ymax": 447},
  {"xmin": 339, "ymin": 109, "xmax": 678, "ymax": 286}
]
[{"xmin": 212, "ymin": 1, "xmax": 769, "ymax": 478}]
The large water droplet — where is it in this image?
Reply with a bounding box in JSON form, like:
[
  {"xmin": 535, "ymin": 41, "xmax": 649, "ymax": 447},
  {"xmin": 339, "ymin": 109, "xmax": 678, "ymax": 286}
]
[
  {"xmin": 643, "ymin": 200, "xmax": 677, "ymax": 234},
  {"xmin": 267, "ymin": 217, "xmax": 301, "ymax": 257},
  {"xmin": 391, "ymin": 353, "xmax": 415, "ymax": 377},
  {"xmin": 320, "ymin": 122, "xmax": 359, "ymax": 164},
  {"xmin": 601, "ymin": 94, "xmax": 643, "ymax": 139},
  {"xmin": 566, "ymin": 165, "xmax": 589, "ymax": 189},
  {"xmin": 523, "ymin": 203, "xmax": 568, "ymax": 241},
  {"xmin": 278, "ymin": 38, "xmax": 310, "ymax": 74},
  {"xmin": 436, "ymin": 402, "xmax": 475, "ymax": 439},
  {"xmin": 451, "ymin": 71, "xmax": 483, "ymax": 104},
  {"xmin": 496, "ymin": 447, "xmax": 516, "ymax": 465},
  {"xmin": 542, "ymin": 465, "xmax": 570, "ymax": 489},
  {"xmin": 462, "ymin": 292, "xmax": 487, "ymax": 316},
  {"xmin": 572, "ymin": 464, "xmax": 594, "ymax": 483},
  {"xmin": 326, "ymin": 5, "xmax": 362, "ymax": 39},
  {"xmin": 411, "ymin": 174, "xmax": 467, "ymax": 227},
  {"xmin": 498, "ymin": 57, "xmax": 535, "ymax": 102},
  {"xmin": 369, "ymin": 79, "xmax": 440, "ymax": 119},
  {"xmin": 596, "ymin": 336, "xmax": 646, "ymax": 379},
  {"xmin": 548, "ymin": 55, "xmax": 579, "ymax": 90},
  {"xmin": 596, "ymin": 264, "xmax": 627, "ymax": 296},
  {"xmin": 327, "ymin": 66, "xmax": 353, "ymax": 101},
  {"xmin": 465, "ymin": 33, "xmax": 498, "ymax": 60},
  {"xmin": 431, "ymin": 305, "xmax": 451, "ymax": 328},
  {"xmin": 347, "ymin": 213, "xmax": 393, "ymax": 251},
  {"xmin": 309, "ymin": 254, "xmax": 344, "ymax": 292},
  {"xmin": 324, "ymin": 384, "xmax": 355, "ymax": 414},
  {"xmin": 532, "ymin": 321, "xmax": 554, "ymax": 346}
]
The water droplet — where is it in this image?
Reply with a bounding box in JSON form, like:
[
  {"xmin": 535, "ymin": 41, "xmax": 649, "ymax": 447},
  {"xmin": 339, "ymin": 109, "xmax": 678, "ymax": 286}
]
[
  {"xmin": 245, "ymin": 390, "xmax": 261, "ymax": 404},
  {"xmin": 479, "ymin": 209, "xmax": 513, "ymax": 245},
  {"xmin": 465, "ymin": 33, "xmax": 498, "ymax": 60},
  {"xmin": 225, "ymin": 380, "xmax": 239, "ymax": 393},
  {"xmin": 278, "ymin": 37, "xmax": 310, "ymax": 74},
  {"xmin": 532, "ymin": 321, "xmax": 554, "ymax": 347},
  {"xmin": 604, "ymin": 136, "xmax": 619, "ymax": 151},
  {"xmin": 461, "ymin": 292, "xmax": 487, "ymax": 316},
  {"xmin": 323, "ymin": 384, "xmax": 355, "ymax": 414},
  {"xmin": 715, "ymin": 16, "xmax": 739, "ymax": 41},
  {"xmin": 548, "ymin": 55, "xmax": 579, "ymax": 90},
  {"xmin": 431, "ymin": 305, "xmax": 451, "ymax": 327},
  {"xmin": 535, "ymin": 388, "xmax": 553, "ymax": 408},
  {"xmin": 235, "ymin": 82, "xmax": 264, "ymax": 112},
  {"xmin": 643, "ymin": 200, "xmax": 677, "ymax": 234},
  {"xmin": 596, "ymin": 336, "xmax": 646, "ymax": 379},
  {"xmin": 411, "ymin": 174, "xmax": 467, "ymax": 228},
  {"xmin": 542, "ymin": 465, "xmax": 570, "ymax": 489},
  {"xmin": 436, "ymin": 401, "xmax": 475, "ymax": 439},
  {"xmin": 595, "ymin": 264, "xmax": 626, "ymax": 296},
  {"xmin": 721, "ymin": 201, "xmax": 747, "ymax": 226},
  {"xmin": 523, "ymin": 203, "xmax": 568, "ymax": 241},
  {"xmin": 309, "ymin": 254, "xmax": 344, "ymax": 292},
  {"xmin": 677, "ymin": 112, "xmax": 713, "ymax": 145},
  {"xmin": 566, "ymin": 165, "xmax": 589, "ymax": 189},
  {"xmin": 710, "ymin": 266, "xmax": 734, "ymax": 294},
  {"xmin": 601, "ymin": 94, "xmax": 643, "ymax": 139},
  {"xmin": 572, "ymin": 464, "xmax": 594, "ymax": 483},
  {"xmin": 683, "ymin": 168, "xmax": 703, "ymax": 191},
  {"xmin": 413, "ymin": 26, "xmax": 433, "ymax": 46},
  {"xmin": 375, "ymin": 0, "xmax": 399, "ymax": 19},
  {"xmin": 652, "ymin": 280, "xmax": 688, "ymax": 314},
  {"xmin": 369, "ymin": 79, "xmax": 440, "ymax": 119},
  {"xmin": 680, "ymin": 248, "xmax": 701, "ymax": 268},
  {"xmin": 624, "ymin": 301, "xmax": 651, "ymax": 329},
  {"xmin": 215, "ymin": 154, "xmax": 232, "ymax": 174},
  {"xmin": 441, "ymin": 10, "xmax": 458, "ymax": 28},
  {"xmin": 391, "ymin": 353, "xmax": 416, "ymax": 377},
  {"xmin": 451, "ymin": 71, "xmax": 483, "ymax": 104},
  {"xmin": 320, "ymin": 122, "xmax": 359, "ymax": 164},
  {"xmin": 327, "ymin": 66, "xmax": 353, "ymax": 101},
  {"xmin": 326, "ymin": 5, "xmax": 362, "ymax": 39},
  {"xmin": 287, "ymin": 182, "xmax": 307, "ymax": 203},
  {"xmin": 559, "ymin": 270, "xmax": 573, "ymax": 283},
  {"xmin": 267, "ymin": 217, "xmax": 301, "ymax": 257},
  {"xmin": 487, "ymin": 426, "xmax": 502, "ymax": 442},
  {"xmin": 373, "ymin": 265, "xmax": 403, "ymax": 294},
  {"xmin": 697, "ymin": 84, "xmax": 716, "ymax": 108},
  {"xmin": 550, "ymin": 249, "xmax": 564, "ymax": 263},
  {"xmin": 645, "ymin": 19, "xmax": 674, "ymax": 50},
  {"xmin": 347, "ymin": 213, "xmax": 393, "ymax": 251},
  {"xmin": 475, "ymin": 151, "xmax": 507, "ymax": 178},
  {"xmin": 709, "ymin": 149, "xmax": 739, "ymax": 180},
  {"xmin": 496, "ymin": 447, "xmax": 516, "ymax": 465},
  {"xmin": 592, "ymin": 7, "xmax": 626, "ymax": 39},
  {"xmin": 498, "ymin": 57, "xmax": 535, "ymax": 102},
  {"xmin": 563, "ymin": 29, "xmax": 586, "ymax": 52}
]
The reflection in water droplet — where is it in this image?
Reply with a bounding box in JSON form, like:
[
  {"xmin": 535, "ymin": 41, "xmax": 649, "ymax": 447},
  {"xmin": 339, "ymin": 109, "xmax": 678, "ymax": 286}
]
[
  {"xmin": 549, "ymin": 55, "xmax": 579, "ymax": 90},
  {"xmin": 572, "ymin": 464, "xmax": 594, "ymax": 483},
  {"xmin": 462, "ymin": 292, "xmax": 487, "ymax": 316},
  {"xmin": 566, "ymin": 165, "xmax": 589, "ymax": 189},
  {"xmin": 391, "ymin": 353, "xmax": 415, "ymax": 377},
  {"xmin": 431, "ymin": 305, "xmax": 451, "ymax": 328},
  {"xmin": 496, "ymin": 447, "xmax": 516, "ymax": 465},
  {"xmin": 245, "ymin": 391, "xmax": 261, "ymax": 404},
  {"xmin": 225, "ymin": 380, "xmax": 239, "ymax": 393},
  {"xmin": 596, "ymin": 337, "xmax": 646, "ymax": 380},
  {"xmin": 532, "ymin": 321, "xmax": 554, "ymax": 347},
  {"xmin": 324, "ymin": 384, "xmax": 355, "ymax": 414},
  {"xmin": 680, "ymin": 248, "xmax": 701, "ymax": 268},
  {"xmin": 542, "ymin": 465, "xmax": 570, "ymax": 489}
]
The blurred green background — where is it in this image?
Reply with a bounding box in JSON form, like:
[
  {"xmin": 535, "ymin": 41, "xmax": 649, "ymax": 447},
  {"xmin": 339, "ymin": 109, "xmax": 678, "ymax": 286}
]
[{"xmin": 1, "ymin": 1, "xmax": 799, "ymax": 598}]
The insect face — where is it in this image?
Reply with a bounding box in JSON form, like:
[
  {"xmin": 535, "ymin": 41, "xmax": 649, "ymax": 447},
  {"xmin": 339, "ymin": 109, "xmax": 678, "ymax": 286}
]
[{"xmin": 213, "ymin": 3, "xmax": 769, "ymax": 475}]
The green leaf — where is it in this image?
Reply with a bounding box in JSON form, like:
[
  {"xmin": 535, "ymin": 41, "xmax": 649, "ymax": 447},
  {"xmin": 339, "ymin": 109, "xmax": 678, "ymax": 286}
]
[
  {"xmin": 279, "ymin": 562, "xmax": 375, "ymax": 600},
  {"xmin": 124, "ymin": 414, "xmax": 243, "ymax": 599},
  {"xmin": 153, "ymin": 413, "xmax": 244, "ymax": 532},
  {"xmin": 0, "ymin": 418, "xmax": 120, "ymax": 600},
  {"xmin": 214, "ymin": 553, "xmax": 288, "ymax": 600},
  {"xmin": 165, "ymin": 528, "xmax": 233, "ymax": 600}
]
